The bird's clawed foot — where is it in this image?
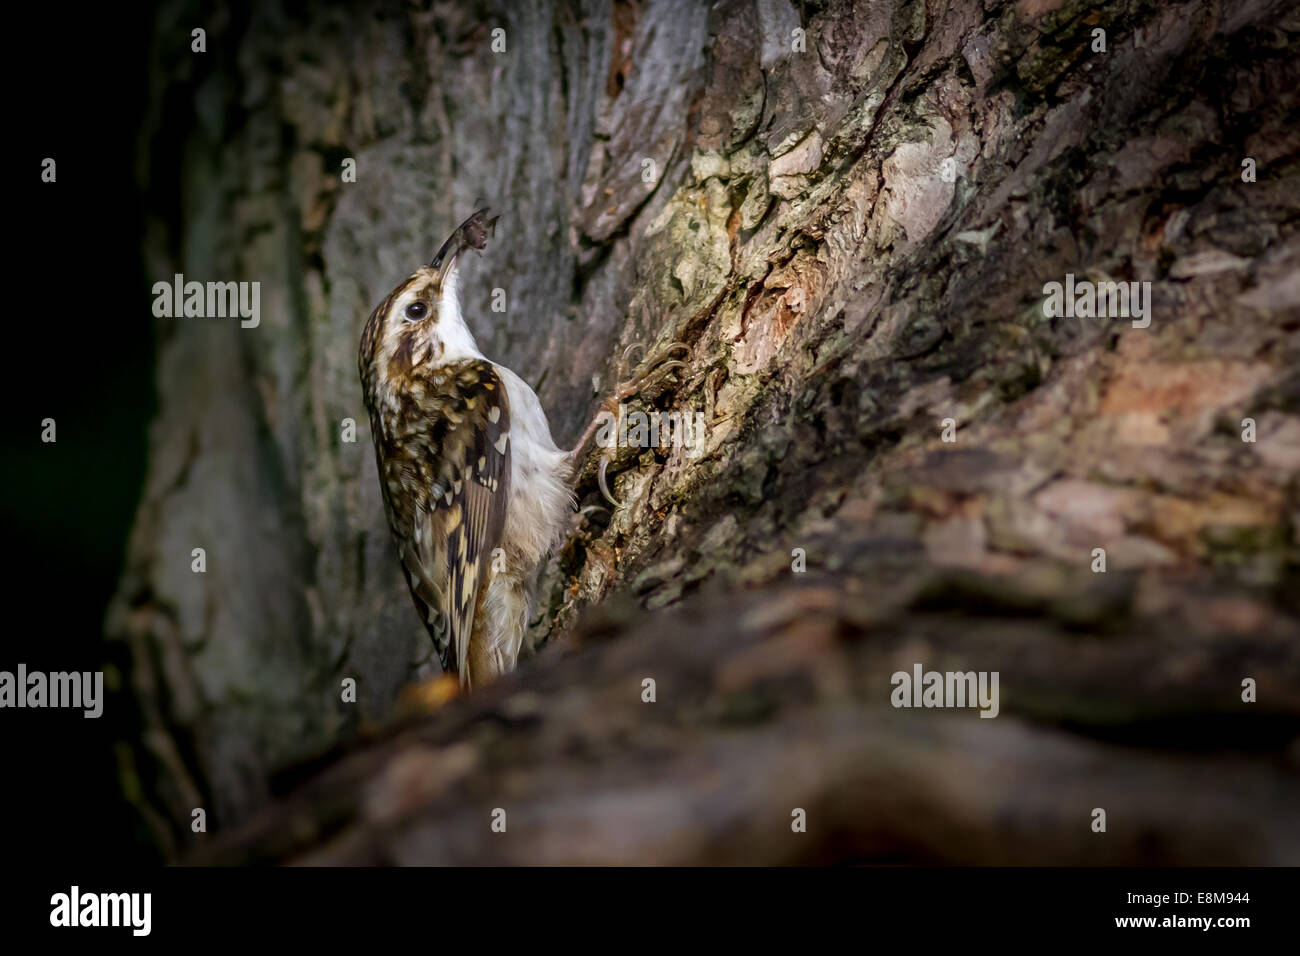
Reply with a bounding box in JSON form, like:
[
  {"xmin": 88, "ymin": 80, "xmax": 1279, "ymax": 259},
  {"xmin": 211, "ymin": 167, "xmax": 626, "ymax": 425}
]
[
  {"xmin": 596, "ymin": 454, "xmax": 621, "ymax": 508},
  {"xmin": 567, "ymin": 341, "xmax": 691, "ymax": 509},
  {"xmin": 613, "ymin": 341, "xmax": 690, "ymax": 401}
]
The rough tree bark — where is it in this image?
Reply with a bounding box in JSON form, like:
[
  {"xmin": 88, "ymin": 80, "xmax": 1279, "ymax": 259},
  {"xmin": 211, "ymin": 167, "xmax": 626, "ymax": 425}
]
[{"xmin": 109, "ymin": 0, "xmax": 1300, "ymax": 863}]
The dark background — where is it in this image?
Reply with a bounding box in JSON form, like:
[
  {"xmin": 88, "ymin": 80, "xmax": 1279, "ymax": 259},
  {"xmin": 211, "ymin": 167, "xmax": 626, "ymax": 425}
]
[{"xmin": 4, "ymin": 3, "xmax": 156, "ymax": 864}]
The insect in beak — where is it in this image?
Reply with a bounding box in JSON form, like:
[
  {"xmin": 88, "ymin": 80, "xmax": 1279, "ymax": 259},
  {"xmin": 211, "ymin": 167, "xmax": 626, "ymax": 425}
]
[{"xmin": 430, "ymin": 207, "xmax": 499, "ymax": 286}]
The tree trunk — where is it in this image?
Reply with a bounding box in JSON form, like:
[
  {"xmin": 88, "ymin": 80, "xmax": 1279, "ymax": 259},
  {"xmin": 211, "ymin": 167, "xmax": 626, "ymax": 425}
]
[{"xmin": 109, "ymin": 0, "xmax": 1300, "ymax": 864}]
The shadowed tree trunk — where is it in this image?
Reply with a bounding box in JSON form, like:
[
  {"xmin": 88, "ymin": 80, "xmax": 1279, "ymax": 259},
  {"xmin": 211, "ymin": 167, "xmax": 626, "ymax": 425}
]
[{"xmin": 109, "ymin": 0, "xmax": 1300, "ymax": 863}]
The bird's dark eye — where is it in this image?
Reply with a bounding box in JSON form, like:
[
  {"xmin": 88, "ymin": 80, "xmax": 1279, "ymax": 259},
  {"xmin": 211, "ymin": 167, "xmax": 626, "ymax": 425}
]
[{"xmin": 404, "ymin": 301, "xmax": 428, "ymax": 321}]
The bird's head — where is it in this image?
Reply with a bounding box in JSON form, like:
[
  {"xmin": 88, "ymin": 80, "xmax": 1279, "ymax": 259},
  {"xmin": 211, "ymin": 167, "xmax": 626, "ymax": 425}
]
[{"xmin": 359, "ymin": 208, "xmax": 498, "ymax": 394}]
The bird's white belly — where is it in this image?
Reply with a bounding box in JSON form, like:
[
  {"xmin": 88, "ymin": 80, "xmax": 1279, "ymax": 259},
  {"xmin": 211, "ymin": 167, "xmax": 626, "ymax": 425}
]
[{"xmin": 493, "ymin": 364, "xmax": 574, "ymax": 568}]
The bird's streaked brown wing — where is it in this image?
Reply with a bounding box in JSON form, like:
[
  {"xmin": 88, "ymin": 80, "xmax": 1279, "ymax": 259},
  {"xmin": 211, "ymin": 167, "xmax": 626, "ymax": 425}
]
[{"xmin": 382, "ymin": 361, "xmax": 511, "ymax": 682}]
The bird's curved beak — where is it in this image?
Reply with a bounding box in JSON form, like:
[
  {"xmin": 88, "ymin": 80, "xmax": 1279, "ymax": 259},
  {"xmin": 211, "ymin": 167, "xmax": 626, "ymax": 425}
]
[{"xmin": 430, "ymin": 208, "xmax": 498, "ymax": 285}]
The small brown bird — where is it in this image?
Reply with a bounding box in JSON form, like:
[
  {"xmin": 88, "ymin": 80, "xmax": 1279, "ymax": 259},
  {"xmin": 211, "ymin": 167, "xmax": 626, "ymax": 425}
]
[{"xmin": 359, "ymin": 209, "xmax": 684, "ymax": 689}]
